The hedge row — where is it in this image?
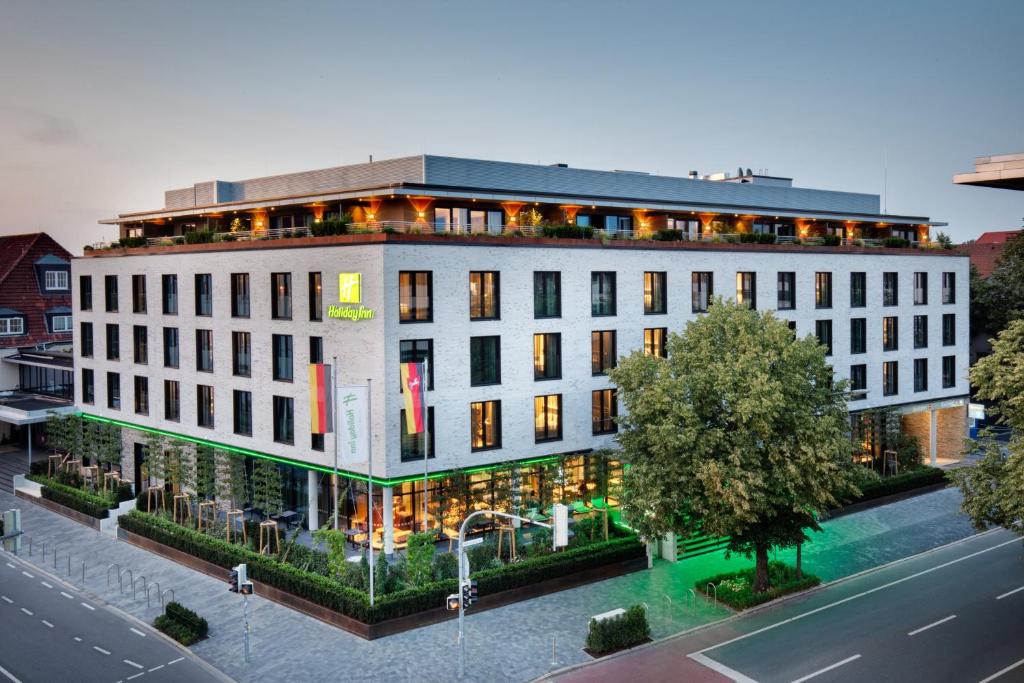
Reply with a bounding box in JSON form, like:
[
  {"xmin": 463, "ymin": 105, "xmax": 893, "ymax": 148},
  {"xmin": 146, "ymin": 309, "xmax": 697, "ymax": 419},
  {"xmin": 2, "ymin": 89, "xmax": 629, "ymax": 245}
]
[
  {"xmin": 165, "ymin": 601, "xmax": 208, "ymax": 638},
  {"xmin": 697, "ymin": 561, "xmax": 820, "ymax": 610},
  {"xmin": 856, "ymin": 466, "xmax": 947, "ymax": 504},
  {"xmin": 586, "ymin": 604, "xmax": 650, "ymax": 655},
  {"xmin": 120, "ymin": 510, "xmax": 644, "ymax": 623},
  {"xmin": 29, "ymin": 475, "xmax": 113, "ymax": 519}
]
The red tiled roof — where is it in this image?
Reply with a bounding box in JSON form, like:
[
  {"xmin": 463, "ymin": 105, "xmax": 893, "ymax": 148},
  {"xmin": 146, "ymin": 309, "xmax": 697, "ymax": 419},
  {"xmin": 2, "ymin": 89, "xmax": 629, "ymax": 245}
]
[
  {"xmin": 975, "ymin": 230, "xmax": 1021, "ymax": 245},
  {"xmin": 0, "ymin": 232, "xmax": 73, "ymax": 349},
  {"xmin": 957, "ymin": 230, "xmax": 1021, "ymax": 278}
]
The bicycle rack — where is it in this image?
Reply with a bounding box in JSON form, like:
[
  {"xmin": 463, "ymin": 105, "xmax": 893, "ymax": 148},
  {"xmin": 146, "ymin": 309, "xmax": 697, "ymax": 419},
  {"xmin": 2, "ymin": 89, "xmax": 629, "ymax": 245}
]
[
  {"xmin": 161, "ymin": 588, "xmax": 175, "ymax": 605},
  {"xmin": 52, "ymin": 546, "xmax": 58, "ymax": 569},
  {"xmin": 706, "ymin": 582, "xmax": 718, "ymax": 608},
  {"xmin": 27, "ymin": 537, "xmax": 33, "ymax": 556},
  {"xmin": 106, "ymin": 563, "xmax": 121, "ymax": 589},
  {"xmin": 119, "ymin": 568, "xmax": 133, "ymax": 594},
  {"xmin": 686, "ymin": 588, "xmax": 697, "ymax": 614},
  {"xmin": 133, "ymin": 576, "xmax": 147, "ymax": 602},
  {"xmin": 147, "ymin": 582, "xmax": 161, "ymax": 608}
]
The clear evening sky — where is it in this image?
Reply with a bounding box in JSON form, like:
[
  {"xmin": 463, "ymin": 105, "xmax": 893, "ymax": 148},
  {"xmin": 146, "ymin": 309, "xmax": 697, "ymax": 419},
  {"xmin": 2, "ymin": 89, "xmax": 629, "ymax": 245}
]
[{"xmin": 1, "ymin": 0, "xmax": 1021, "ymax": 253}]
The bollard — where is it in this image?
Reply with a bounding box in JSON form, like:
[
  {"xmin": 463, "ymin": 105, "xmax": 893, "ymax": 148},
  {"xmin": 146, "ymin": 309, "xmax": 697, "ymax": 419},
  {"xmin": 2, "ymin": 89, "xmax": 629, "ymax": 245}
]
[
  {"xmin": 81, "ymin": 560, "xmax": 86, "ymax": 584},
  {"xmin": 66, "ymin": 554, "xmax": 71, "ymax": 576},
  {"xmin": 550, "ymin": 634, "xmax": 558, "ymax": 667},
  {"xmin": 40, "ymin": 541, "xmax": 45, "ymax": 560},
  {"xmin": 28, "ymin": 537, "xmax": 32, "ymax": 556},
  {"xmin": 52, "ymin": 547, "xmax": 58, "ymax": 569}
]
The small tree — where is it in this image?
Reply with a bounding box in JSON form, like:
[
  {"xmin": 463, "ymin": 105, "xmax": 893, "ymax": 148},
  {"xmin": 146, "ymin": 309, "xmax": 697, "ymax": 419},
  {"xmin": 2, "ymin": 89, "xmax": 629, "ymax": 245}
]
[
  {"xmin": 214, "ymin": 449, "xmax": 247, "ymax": 508},
  {"xmin": 45, "ymin": 413, "xmax": 67, "ymax": 456},
  {"xmin": 142, "ymin": 431, "xmax": 166, "ymax": 485},
  {"xmin": 195, "ymin": 446, "xmax": 216, "ymax": 500},
  {"xmin": 252, "ymin": 459, "xmax": 283, "ymax": 517},
  {"xmin": 405, "ymin": 532, "xmax": 436, "ymax": 587},
  {"xmin": 96, "ymin": 423, "xmax": 123, "ymax": 474}
]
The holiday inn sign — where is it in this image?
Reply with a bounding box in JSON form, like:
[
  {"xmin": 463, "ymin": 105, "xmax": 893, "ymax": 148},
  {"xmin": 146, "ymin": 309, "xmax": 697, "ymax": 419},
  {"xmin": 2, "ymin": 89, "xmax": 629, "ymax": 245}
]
[{"xmin": 329, "ymin": 272, "xmax": 375, "ymax": 320}]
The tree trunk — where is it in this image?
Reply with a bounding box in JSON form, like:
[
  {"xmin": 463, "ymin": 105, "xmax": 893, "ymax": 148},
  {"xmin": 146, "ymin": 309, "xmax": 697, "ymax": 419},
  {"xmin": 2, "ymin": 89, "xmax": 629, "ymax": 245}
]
[
  {"xmin": 753, "ymin": 542, "xmax": 770, "ymax": 593},
  {"xmin": 796, "ymin": 542, "xmax": 803, "ymax": 580}
]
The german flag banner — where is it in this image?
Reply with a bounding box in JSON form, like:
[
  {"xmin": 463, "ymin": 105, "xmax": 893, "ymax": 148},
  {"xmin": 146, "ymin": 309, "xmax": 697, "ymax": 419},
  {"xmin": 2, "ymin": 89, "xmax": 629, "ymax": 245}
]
[
  {"xmin": 309, "ymin": 363, "xmax": 334, "ymax": 434},
  {"xmin": 400, "ymin": 362, "xmax": 425, "ymax": 434}
]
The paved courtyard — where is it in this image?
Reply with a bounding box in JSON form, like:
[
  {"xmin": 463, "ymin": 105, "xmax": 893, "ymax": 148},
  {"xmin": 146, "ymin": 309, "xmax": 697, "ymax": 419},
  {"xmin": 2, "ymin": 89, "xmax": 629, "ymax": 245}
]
[{"xmin": 0, "ymin": 486, "xmax": 978, "ymax": 683}]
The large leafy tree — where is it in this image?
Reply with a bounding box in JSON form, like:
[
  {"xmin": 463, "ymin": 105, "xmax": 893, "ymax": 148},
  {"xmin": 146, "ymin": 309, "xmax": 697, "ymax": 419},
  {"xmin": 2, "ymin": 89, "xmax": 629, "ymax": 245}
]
[
  {"xmin": 952, "ymin": 320, "xmax": 1024, "ymax": 532},
  {"xmin": 609, "ymin": 299, "xmax": 857, "ymax": 592}
]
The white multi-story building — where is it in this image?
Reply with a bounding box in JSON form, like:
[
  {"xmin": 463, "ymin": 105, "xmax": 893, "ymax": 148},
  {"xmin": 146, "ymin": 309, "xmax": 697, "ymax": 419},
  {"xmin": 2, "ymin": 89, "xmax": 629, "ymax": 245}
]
[{"xmin": 74, "ymin": 155, "xmax": 970, "ymax": 551}]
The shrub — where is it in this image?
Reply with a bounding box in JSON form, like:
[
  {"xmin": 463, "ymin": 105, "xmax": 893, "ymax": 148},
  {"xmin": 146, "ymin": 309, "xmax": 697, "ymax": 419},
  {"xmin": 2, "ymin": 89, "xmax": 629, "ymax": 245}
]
[
  {"xmin": 585, "ymin": 604, "xmax": 650, "ymax": 655},
  {"xmin": 541, "ymin": 224, "xmax": 594, "ymax": 239},
  {"xmin": 166, "ymin": 601, "xmax": 208, "ymax": 638},
  {"xmin": 432, "ymin": 551, "xmax": 458, "ymax": 581},
  {"xmin": 739, "ymin": 232, "xmax": 777, "ymax": 244},
  {"xmin": 854, "ymin": 466, "xmax": 946, "ymax": 503},
  {"xmin": 697, "ymin": 561, "xmax": 820, "ymax": 609},
  {"xmin": 310, "ymin": 217, "xmax": 350, "ymax": 237},
  {"xmin": 154, "ymin": 614, "xmax": 198, "ymax": 645},
  {"xmin": 820, "ymin": 234, "xmax": 842, "ymax": 246},
  {"xmin": 117, "ymin": 236, "xmax": 147, "ymax": 248},
  {"xmin": 405, "ymin": 532, "xmax": 436, "ymax": 587},
  {"xmin": 883, "ymin": 236, "xmax": 910, "ymax": 248},
  {"xmin": 654, "ymin": 229, "xmax": 685, "ymax": 242},
  {"xmin": 28, "ymin": 475, "xmax": 113, "ymax": 518},
  {"xmin": 183, "ymin": 230, "xmax": 214, "ymax": 244}
]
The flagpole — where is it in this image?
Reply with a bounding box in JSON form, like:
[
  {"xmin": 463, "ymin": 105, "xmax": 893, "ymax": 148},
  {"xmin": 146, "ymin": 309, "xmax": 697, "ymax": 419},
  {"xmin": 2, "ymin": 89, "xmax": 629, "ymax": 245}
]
[
  {"xmin": 332, "ymin": 355, "xmax": 339, "ymax": 531},
  {"xmin": 367, "ymin": 377, "xmax": 375, "ymax": 607},
  {"xmin": 422, "ymin": 357, "xmax": 430, "ymax": 532}
]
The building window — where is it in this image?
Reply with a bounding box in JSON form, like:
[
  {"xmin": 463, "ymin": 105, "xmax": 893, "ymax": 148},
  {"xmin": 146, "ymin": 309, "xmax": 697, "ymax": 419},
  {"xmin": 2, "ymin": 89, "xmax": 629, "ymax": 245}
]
[
  {"xmin": 309, "ymin": 272, "xmax": 323, "ymax": 322},
  {"xmin": 534, "ymin": 271, "xmax": 561, "ymax": 318},
  {"xmin": 79, "ymin": 275, "xmax": 92, "ymax": 311},
  {"xmin": 50, "ymin": 314, "xmax": 72, "ymax": 333},
  {"xmin": 850, "ymin": 272, "xmax": 866, "ymax": 308},
  {"xmin": 104, "ymin": 275, "xmax": 118, "ymax": 312},
  {"xmin": 692, "ymin": 272, "xmax": 713, "ymax": 313},
  {"xmin": 233, "ymin": 390, "xmax": 253, "ymax": 436},
  {"xmin": 131, "ymin": 274, "xmax": 146, "ymax": 313},
  {"xmin": 197, "ymin": 385, "xmax": 215, "ymax": 428},
  {"xmin": 592, "ymin": 389, "xmax": 618, "ymax": 435},
  {"xmin": 268, "ymin": 272, "xmax": 291, "ymax": 319},
  {"xmin": 777, "ymin": 272, "xmax": 795, "ymax": 310},
  {"xmin": 80, "ymin": 322, "xmax": 93, "ymax": 357},
  {"xmin": 534, "ymin": 394, "xmax": 562, "ymax": 443},
  {"xmin": 194, "ymin": 274, "xmax": 212, "ymax": 316},
  {"xmin": 883, "ymin": 317, "xmax": 898, "ymax": 352},
  {"xmin": 644, "ymin": 272, "xmax": 667, "ymax": 314},
  {"xmin": 644, "ymin": 328, "xmax": 667, "ymax": 358},
  {"xmin": 914, "ymin": 358, "xmax": 928, "ymax": 392},
  {"xmin": 882, "ymin": 361, "xmax": 898, "ymax": 396},
  {"xmin": 883, "ymin": 272, "xmax": 898, "ymax": 306},
  {"xmin": 272, "ymin": 396, "xmax": 294, "ymax": 444},
  {"xmin": 272, "ymin": 334, "xmax": 293, "ymax": 381},
  {"xmin": 105, "ymin": 324, "xmax": 119, "ymax": 361},
  {"xmin": 942, "ymin": 356, "xmax": 956, "ymax": 388},
  {"xmin": 231, "ymin": 273, "xmax": 250, "ymax": 318},
  {"xmin": 399, "ymin": 339, "xmax": 434, "ymax": 390},
  {"xmin": 914, "ymin": 272, "xmax": 928, "ymax": 305},
  {"xmin": 162, "ymin": 274, "xmax": 178, "ymax": 315},
  {"xmin": 470, "ymin": 400, "xmax": 501, "ymax": 451},
  {"xmin": 591, "ymin": 272, "xmax": 617, "ymax": 316},
  {"xmin": 164, "ymin": 380, "xmax": 180, "ymax": 421},
  {"xmin": 399, "ymin": 271, "xmax": 432, "ymax": 322},
  {"xmin": 163, "ymin": 327, "xmax": 179, "ymax": 368},
  {"xmin": 943, "ymin": 314, "xmax": 956, "ymax": 346},
  {"xmin": 736, "ymin": 272, "xmax": 756, "ymax": 309},
  {"xmin": 815, "ymin": 272, "xmax": 832, "ymax": 309},
  {"xmin": 133, "ymin": 325, "xmax": 148, "ymax": 364},
  {"xmin": 0, "ymin": 317, "xmax": 24, "ymax": 336},
  {"xmin": 850, "ymin": 364, "xmax": 867, "ymax": 397},
  {"xmin": 134, "ymin": 376, "xmax": 149, "ymax": 415},
  {"xmin": 45, "ymin": 270, "xmax": 68, "ymax": 291},
  {"xmin": 107, "ymin": 372, "xmax": 121, "ymax": 410},
  {"xmin": 233, "ymin": 331, "xmax": 251, "ymax": 377},
  {"xmin": 942, "ymin": 272, "xmax": 956, "ymax": 304},
  {"xmin": 470, "ymin": 336, "xmax": 500, "ymax": 386},
  {"xmin": 81, "ymin": 368, "xmax": 94, "ymax": 404},
  {"xmin": 815, "ymin": 320, "xmax": 833, "ymax": 356},
  {"xmin": 400, "ymin": 407, "xmax": 435, "ymax": 461},
  {"xmin": 913, "ymin": 315, "xmax": 928, "ymax": 349},
  {"xmin": 592, "ymin": 330, "xmax": 617, "ymax": 374},
  {"xmin": 196, "ymin": 329, "xmax": 213, "ymax": 372},
  {"xmin": 310, "ymin": 336, "xmax": 324, "ymax": 364},
  {"xmin": 469, "ymin": 271, "xmax": 500, "ymax": 320},
  {"xmin": 850, "ymin": 318, "xmax": 866, "ymax": 354},
  {"xmin": 533, "ymin": 333, "xmax": 561, "ymax": 380},
  {"xmin": 312, "ymin": 433, "xmax": 325, "ymax": 452}
]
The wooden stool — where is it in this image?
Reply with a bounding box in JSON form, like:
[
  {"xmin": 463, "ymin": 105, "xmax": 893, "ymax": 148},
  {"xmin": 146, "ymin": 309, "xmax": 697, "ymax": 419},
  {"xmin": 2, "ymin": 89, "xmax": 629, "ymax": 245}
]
[
  {"xmin": 47, "ymin": 454, "xmax": 65, "ymax": 478},
  {"xmin": 197, "ymin": 500, "xmax": 217, "ymax": 531},
  {"xmin": 496, "ymin": 524, "xmax": 517, "ymax": 560},
  {"xmin": 173, "ymin": 493, "xmax": 193, "ymax": 524},
  {"xmin": 226, "ymin": 509, "xmax": 247, "ymax": 544},
  {"xmin": 259, "ymin": 520, "xmax": 280, "ymax": 555},
  {"xmin": 146, "ymin": 487, "xmax": 166, "ymax": 513}
]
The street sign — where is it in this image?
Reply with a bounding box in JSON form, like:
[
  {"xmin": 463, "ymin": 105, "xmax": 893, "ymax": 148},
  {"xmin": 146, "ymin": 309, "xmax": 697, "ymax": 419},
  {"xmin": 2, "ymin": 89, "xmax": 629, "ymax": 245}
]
[
  {"xmin": 463, "ymin": 537, "xmax": 484, "ymax": 547},
  {"xmin": 447, "ymin": 594, "xmax": 460, "ymax": 611}
]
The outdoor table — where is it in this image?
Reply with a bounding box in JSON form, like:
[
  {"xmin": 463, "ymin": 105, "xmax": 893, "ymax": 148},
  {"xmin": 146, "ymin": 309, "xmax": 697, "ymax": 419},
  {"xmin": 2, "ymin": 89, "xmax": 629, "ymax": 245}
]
[
  {"xmin": 276, "ymin": 510, "xmax": 298, "ymax": 529},
  {"xmin": 344, "ymin": 527, "xmax": 366, "ymax": 549}
]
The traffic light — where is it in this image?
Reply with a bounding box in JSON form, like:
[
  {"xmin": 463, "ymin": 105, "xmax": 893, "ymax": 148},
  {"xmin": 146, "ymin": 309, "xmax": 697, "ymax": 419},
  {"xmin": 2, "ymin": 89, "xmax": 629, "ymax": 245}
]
[
  {"xmin": 461, "ymin": 579, "xmax": 478, "ymax": 608},
  {"xmin": 229, "ymin": 563, "xmax": 248, "ymax": 593},
  {"xmin": 240, "ymin": 581, "xmax": 254, "ymax": 596},
  {"xmin": 553, "ymin": 503, "xmax": 572, "ymax": 548},
  {"xmin": 446, "ymin": 594, "xmax": 460, "ymax": 611},
  {"xmin": 228, "ymin": 568, "xmax": 239, "ymax": 593}
]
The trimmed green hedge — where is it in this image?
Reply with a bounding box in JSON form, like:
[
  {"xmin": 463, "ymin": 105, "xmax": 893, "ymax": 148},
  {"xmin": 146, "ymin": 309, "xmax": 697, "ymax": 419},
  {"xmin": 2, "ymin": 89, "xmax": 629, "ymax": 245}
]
[
  {"xmin": 856, "ymin": 466, "xmax": 947, "ymax": 504},
  {"xmin": 166, "ymin": 601, "xmax": 208, "ymax": 638},
  {"xmin": 154, "ymin": 614, "xmax": 199, "ymax": 646},
  {"xmin": 586, "ymin": 604, "xmax": 650, "ymax": 655},
  {"xmin": 697, "ymin": 561, "xmax": 820, "ymax": 609},
  {"xmin": 120, "ymin": 510, "xmax": 644, "ymax": 623},
  {"xmin": 28, "ymin": 475, "xmax": 113, "ymax": 519}
]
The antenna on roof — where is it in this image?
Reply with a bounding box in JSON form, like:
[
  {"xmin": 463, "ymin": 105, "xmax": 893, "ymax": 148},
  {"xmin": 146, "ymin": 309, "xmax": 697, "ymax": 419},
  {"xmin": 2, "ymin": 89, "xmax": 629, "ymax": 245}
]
[{"xmin": 369, "ymin": 154, "xmax": 373, "ymax": 163}]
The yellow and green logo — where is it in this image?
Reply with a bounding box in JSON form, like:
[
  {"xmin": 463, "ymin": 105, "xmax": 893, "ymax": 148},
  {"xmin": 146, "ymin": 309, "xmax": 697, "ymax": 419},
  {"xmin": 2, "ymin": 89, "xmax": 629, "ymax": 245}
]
[{"xmin": 339, "ymin": 273, "xmax": 362, "ymax": 303}]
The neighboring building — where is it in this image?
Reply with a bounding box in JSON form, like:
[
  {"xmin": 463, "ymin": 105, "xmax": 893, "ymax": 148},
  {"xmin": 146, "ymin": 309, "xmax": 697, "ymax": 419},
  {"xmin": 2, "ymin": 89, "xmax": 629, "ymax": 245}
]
[
  {"xmin": 0, "ymin": 233, "xmax": 76, "ymax": 452},
  {"xmin": 76, "ymin": 156, "xmax": 970, "ymax": 550},
  {"xmin": 957, "ymin": 230, "xmax": 1021, "ymax": 278},
  {"xmin": 954, "ymin": 152, "xmax": 1024, "ymax": 191}
]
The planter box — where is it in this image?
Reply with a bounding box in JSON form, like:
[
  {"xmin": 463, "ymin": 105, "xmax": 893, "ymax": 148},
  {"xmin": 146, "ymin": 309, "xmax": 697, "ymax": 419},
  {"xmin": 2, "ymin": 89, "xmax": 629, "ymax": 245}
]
[
  {"xmin": 118, "ymin": 527, "xmax": 647, "ymax": 640},
  {"xmin": 16, "ymin": 488, "xmax": 102, "ymax": 531}
]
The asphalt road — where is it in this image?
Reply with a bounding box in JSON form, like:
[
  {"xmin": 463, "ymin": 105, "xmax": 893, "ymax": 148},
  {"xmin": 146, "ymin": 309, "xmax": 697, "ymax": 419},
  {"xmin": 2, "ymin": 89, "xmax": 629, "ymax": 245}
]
[
  {"xmin": 0, "ymin": 550, "xmax": 227, "ymax": 683},
  {"xmin": 551, "ymin": 529, "xmax": 1024, "ymax": 683}
]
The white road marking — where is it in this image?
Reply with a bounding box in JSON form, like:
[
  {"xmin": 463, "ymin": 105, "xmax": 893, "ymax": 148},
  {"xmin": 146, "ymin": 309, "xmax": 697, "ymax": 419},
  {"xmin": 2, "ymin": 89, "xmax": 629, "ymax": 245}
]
[
  {"xmin": 129, "ymin": 627, "xmax": 146, "ymax": 637},
  {"xmin": 1, "ymin": 596, "xmax": 12, "ymax": 604},
  {"xmin": 908, "ymin": 614, "xmax": 957, "ymax": 636},
  {"xmin": 123, "ymin": 660, "xmax": 144, "ymax": 670},
  {"xmin": 20, "ymin": 571, "xmax": 33, "ymax": 579},
  {"xmin": 790, "ymin": 655, "xmax": 861, "ymax": 683},
  {"xmin": 148, "ymin": 665, "xmax": 164, "ymax": 672},
  {"xmin": 19, "ymin": 608, "xmax": 33, "ymax": 616},
  {"xmin": 40, "ymin": 581, "xmax": 52, "ymax": 589},
  {"xmin": 59, "ymin": 591, "xmax": 73, "ymax": 599},
  {"xmin": 127, "ymin": 673, "xmax": 145, "ymax": 681},
  {"xmin": 80, "ymin": 602, "xmax": 95, "ymax": 611},
  {"xmin": 93, "ymin": 646, "xmax": 111, "ymax": 655},
  {"xmin": 996, "ymin": 585, "xmax": 1024, "ymax": 600},
  {"xmin": 167, "ymin": 657, "xmax": 183, "ymax": 665},
  {"xmin": 41, "ymin": 620, "xmax": 54, "ymax": 628},
  {"xmin": 979, "ymin": 656, "xmax": 1024, "ymax": 683},
  {"xmin": 5, "ymin": 562, "xmax": 15, "ymax": 569},
  {"xmin": 695, "ymin": 536, "xmax": 1022, "ymax": 656},
  {"xmin": 73, "ymin": 637, "xmax": 82, "ymax": 642},
  {"xmin": 0, "ymin": 662, "xmax": 23, "ymax": 683},
  {"xmin": 690, "ymin": 652, "xmax": 760, "ymax": 682}
]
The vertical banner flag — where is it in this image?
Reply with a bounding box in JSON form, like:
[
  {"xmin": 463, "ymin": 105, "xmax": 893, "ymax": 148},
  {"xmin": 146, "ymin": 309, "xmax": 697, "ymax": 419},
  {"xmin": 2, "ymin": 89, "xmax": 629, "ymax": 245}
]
[
  {"xmin": 309, "ymin": 363, "xmax": 334, "ymax": 434},
  {"xmin": 337, "ymin": 384, "xmax": 369, "ymax": 466},
  {"xmin": 400, "ymin": 362, "xmax": 425, "ymax": 434}
]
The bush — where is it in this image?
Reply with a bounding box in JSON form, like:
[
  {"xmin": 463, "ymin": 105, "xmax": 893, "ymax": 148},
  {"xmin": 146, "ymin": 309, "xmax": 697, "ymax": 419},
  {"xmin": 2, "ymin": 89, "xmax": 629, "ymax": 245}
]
[
  {"xmin": 855, "ymin": 466, "xmax": 946, "ymax": 503},
  {"xmin": 117, "ymin": 236, "xmax": 147, "ymax": 248},
  {"xmin": 154, "ymin": 614, "xmax": 198, "ymax": 645},
  {"xmin": 820, "ymin": 234, "xmax": 842, "ymax": 246},
  {"xmin": 654, "ymin": 228, "xmax": 685, "ymax": 241},
  {"xmin": 183, "ymin": 230, "xmax": 214, "ymax": 244},
  {"xmin": 883, "ymin": 236, "xmax": 910, "ymax": 248},
  {"xmin": 585, "ymin": 604, "xmax": 650, "ymax": 655},
  {"xmin": 432, "ymin": 552, "xmax": 458, "ymax": 581},
  {"xmin": 166, "ymin": 601, "xmax": 208, "ymax": 638},
  {"xmin": 541, "ymin": 224, "xmax": 594, "ymax": 239},
  {"xmin": 28, "ymin": 475, "xmax": 113, "ymax": 518},
  {"xmin": 310, "ymin": 217, "xmax": 350, "ymax": 236},
  {"xmin": 697, "ymin": 561, "xmax": 820, "ymax": 609},
  {"xmin": 739, "ymin": 232, "xmax": 777, "ymax": 244}
]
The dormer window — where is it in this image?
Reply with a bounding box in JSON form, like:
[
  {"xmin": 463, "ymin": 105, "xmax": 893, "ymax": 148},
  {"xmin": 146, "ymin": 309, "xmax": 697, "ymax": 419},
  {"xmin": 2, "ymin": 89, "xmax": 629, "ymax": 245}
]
[
  {"xmin": 44, "ymin": 270, "xmax": 68, "ymax": 291},
  {"xmin": 0, "ymin": 316, "xmax": 25, "ymax": 336},
  {"xmin": 50, "ymin": 314, "xmax": 73, "ymax": 333}
]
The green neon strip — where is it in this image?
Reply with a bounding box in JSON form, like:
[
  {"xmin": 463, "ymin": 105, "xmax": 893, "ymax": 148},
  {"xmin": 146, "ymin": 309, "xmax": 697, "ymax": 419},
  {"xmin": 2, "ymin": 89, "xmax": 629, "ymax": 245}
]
[{"xmin": 78, "ymin": 413, "xmax": 578, "ymax": 487}]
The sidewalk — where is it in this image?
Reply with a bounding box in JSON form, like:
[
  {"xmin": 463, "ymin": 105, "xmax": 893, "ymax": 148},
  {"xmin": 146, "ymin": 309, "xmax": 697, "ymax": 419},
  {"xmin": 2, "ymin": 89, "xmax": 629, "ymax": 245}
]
[{"xmin": 0, "ymin": 486, "xmax": 977, "ymax": 683}]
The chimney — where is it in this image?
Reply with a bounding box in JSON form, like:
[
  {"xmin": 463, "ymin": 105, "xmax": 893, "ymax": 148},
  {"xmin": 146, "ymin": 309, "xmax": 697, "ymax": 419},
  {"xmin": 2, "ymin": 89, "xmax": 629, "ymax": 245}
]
[{"xmin": 688, "ymin": 171, "xmax": 698, "ymax": 179}]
